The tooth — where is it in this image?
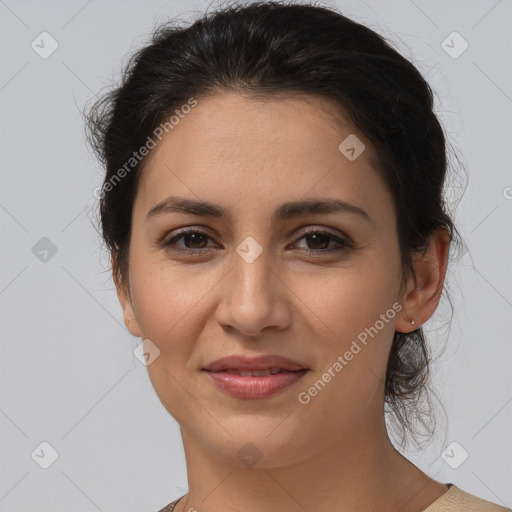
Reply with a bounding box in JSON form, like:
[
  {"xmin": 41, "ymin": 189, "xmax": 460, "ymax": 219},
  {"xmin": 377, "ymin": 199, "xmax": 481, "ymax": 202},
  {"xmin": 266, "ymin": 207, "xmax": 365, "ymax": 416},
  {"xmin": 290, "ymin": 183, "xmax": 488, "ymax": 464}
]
[
  {"xmin": 224, "ymin": 368, "xmax": 284, "ymax": 376},
  {"xmin": 252, "ymin": 369, "xmax": 272, "ymax": 376}
]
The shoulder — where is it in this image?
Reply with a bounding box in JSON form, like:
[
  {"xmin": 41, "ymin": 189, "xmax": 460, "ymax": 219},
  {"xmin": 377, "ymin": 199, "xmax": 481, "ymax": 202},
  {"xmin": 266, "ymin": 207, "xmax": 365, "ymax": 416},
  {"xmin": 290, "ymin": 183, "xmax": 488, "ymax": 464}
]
[
  {"xmin": 423, "ymin": 484, "xmax": 511, "ymax": 512},
  {"xmin": 156, "ymin": 487, "xmax": 511, "ymax": 512},
  {"xmin": 156, "ymin": 494, "xmax": 185, "ymax": 512}
]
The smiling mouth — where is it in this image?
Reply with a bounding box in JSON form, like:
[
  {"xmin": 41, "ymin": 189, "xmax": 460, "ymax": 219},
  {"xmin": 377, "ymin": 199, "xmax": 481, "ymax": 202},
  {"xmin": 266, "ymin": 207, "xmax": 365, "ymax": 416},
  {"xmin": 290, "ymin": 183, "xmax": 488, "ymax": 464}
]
[
  {"xmin": 202, "ymin": 368, "xmax": 310, "ymax": 399},
  {"xmin": 210, "ymin": 368, "xmax": 294, "ymax": 376}
]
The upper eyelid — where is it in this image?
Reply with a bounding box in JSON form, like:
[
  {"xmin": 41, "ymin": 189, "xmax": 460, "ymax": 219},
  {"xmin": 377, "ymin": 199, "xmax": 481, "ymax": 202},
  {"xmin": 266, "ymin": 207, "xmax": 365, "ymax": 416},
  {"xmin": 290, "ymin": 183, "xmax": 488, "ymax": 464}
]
[{"xmin": 165, "ymin": 227, "xmax": 349, "ymax": 247}]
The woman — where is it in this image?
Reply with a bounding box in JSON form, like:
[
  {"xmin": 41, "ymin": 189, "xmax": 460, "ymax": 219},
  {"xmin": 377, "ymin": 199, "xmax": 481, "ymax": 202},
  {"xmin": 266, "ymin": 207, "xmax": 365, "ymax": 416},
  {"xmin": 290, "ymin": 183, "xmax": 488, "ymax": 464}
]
[{"xmin": 85, "ymin": 2, "xmax": 509, "ymax": 511}]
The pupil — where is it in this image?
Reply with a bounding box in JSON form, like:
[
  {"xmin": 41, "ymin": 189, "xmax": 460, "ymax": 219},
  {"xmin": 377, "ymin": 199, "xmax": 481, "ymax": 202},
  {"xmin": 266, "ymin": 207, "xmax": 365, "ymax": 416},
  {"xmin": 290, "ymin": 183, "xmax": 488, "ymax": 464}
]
[
  {"xmin": 185, "ymin": 233, "xmax": 207, "ymax": 248},
  {"xmin": 182, "ymin": 233, "xmax": 330, "ymax": 250},
  {"xmin": 307, "ymin": 233, "xmax": 329, "ymax": 250}
]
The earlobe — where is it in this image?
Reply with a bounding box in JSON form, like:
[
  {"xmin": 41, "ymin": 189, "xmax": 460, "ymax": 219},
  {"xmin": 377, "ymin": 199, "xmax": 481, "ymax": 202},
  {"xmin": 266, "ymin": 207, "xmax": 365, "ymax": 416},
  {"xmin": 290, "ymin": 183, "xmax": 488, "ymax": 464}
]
[
  {"xmin": 395, "ymin": 228, "xmax": 450, "ymax": 334},
  {"xmin": 117, "ymin": 284, "xmax": 142, "ymax": 337},
  {"xmin": 112, "ymin": 260, "xmax": 142, "ymax": 338}
]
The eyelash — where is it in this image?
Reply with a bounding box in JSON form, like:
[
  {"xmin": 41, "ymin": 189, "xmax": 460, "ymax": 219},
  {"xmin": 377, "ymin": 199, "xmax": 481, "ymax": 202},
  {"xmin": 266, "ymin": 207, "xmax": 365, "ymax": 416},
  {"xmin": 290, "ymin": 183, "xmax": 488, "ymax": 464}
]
[{"xmin": 162, "ymin": 227, "xmax": 352, "ymax": 256}]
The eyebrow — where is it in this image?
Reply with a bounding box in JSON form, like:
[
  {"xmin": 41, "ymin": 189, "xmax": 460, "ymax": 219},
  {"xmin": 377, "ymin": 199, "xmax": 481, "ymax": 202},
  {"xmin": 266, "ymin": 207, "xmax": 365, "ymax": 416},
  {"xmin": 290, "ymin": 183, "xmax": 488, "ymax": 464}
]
[{"xmin": 146, "ymin": 195, "xmax": 374, "ymax": 225}]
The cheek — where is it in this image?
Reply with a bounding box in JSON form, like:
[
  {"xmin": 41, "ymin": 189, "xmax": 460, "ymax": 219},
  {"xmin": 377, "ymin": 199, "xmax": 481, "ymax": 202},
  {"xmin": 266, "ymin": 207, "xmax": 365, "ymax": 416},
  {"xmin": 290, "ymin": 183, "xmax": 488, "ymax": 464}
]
[
  {"xmin": 132, "ymin": 268, "xmax": 218, "ymax": 336},
  {"xmin": 127, "ymin": 258, "xmax": 219, "ymax": 422},
  {"xmin": 299, "ymin": 255, "xmax": 400, "ymax": 389},
  {"xmin": 295, "ymin": 271, "xmax": 399, "ymax": 430},
  {"xmin": 304, "ymin": 260, "xmax": 399, "ymax": 339},
  {"xmin": 129, "ymin": 261, "xmax": 216, "ymax": 343}
]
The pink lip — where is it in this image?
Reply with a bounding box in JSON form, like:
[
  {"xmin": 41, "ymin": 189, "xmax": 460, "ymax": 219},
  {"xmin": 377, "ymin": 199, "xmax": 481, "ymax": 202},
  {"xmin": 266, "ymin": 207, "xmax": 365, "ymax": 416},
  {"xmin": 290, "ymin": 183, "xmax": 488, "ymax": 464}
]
[
  {"xmin": 202, "ymin": 354, "xmax": 310, "ymax": 399},
  {"xmin": 203, "ymin": 354, "xmax": 307, "ymax": 372},
  {"xmin": 204, "ymin": 369, "xmax": 309, "ymax": 399}
]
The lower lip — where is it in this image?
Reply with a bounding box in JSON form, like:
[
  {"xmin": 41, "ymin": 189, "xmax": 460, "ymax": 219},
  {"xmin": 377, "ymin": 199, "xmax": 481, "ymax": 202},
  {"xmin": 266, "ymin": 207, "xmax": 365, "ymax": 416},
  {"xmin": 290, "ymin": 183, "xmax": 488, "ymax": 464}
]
[{"xmin": 203, "ymin": 369, "xmax": 309, "ymax": 399}]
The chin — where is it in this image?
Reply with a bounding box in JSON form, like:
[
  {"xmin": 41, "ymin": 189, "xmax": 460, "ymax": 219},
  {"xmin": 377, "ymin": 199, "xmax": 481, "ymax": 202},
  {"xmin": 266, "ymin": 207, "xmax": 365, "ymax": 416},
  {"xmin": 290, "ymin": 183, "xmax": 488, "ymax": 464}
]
[{"xmin": 200, "ymin": 421, "xmax": 310, "ymax": 469}]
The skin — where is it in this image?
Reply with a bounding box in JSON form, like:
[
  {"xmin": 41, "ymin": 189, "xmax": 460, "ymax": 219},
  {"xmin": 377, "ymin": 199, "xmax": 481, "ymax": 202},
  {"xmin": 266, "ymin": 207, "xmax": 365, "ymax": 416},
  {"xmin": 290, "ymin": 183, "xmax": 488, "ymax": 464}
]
[{"xmin": 115, "ymin": 91, "xmax": 451, "ymax": 512}]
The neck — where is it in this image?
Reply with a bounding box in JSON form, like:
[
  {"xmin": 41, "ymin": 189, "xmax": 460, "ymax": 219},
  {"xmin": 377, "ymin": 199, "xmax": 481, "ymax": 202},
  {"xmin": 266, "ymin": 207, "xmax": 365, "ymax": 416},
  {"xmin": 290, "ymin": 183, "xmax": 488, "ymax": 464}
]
[{"xmin": 174, "ymin": 411, "xmax": 446, "ymax": 512}]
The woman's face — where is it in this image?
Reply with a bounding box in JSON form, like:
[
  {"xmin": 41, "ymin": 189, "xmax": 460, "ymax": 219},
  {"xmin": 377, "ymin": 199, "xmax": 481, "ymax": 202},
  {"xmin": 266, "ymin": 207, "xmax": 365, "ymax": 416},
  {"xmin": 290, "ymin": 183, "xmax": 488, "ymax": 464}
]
[{"xmin": 117, "ymin": 91, "xmax": 415, "ymax": 466}]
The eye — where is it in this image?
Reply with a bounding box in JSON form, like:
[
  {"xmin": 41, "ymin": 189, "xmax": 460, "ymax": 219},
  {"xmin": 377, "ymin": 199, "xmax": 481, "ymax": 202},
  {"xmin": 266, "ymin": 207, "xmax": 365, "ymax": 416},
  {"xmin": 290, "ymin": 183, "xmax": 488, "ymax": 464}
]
[
  {"xmin": 162, "ymin": 227, "xmax": 351, "ymax": 256},
  {"xmin": 163, "ymin": 228, "xmax": 218, "ymax": 255},
  {"xmin": 291, "ymin": 229, "xmax": 351, "ymax": 254}
]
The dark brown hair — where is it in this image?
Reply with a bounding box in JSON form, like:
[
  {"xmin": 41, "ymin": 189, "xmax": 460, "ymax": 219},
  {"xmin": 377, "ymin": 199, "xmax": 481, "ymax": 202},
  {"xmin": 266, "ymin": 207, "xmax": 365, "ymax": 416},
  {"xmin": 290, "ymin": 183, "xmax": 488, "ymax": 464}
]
[{"xmin": 85, "ymin": 0, "xmax": 464, "ymax": 450}]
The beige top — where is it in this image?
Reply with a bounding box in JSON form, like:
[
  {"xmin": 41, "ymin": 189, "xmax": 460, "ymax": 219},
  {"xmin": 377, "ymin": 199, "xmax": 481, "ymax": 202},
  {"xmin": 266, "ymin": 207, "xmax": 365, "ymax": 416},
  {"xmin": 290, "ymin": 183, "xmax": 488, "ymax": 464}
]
[
  {"xmin": 422, "ymin": 484, "xmax": 511, "ymax": 511},
  {"xmin": 158, "ymin": 484, "xmax": 511, "ymax": 511}
]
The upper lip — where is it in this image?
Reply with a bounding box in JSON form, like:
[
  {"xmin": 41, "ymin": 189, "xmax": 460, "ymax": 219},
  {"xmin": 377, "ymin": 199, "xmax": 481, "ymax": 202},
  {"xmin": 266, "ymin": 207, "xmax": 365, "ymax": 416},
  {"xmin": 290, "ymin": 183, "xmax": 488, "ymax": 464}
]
[{"xmin": 203, "ymin": 355, "xmax": 308, "ymax": 372}]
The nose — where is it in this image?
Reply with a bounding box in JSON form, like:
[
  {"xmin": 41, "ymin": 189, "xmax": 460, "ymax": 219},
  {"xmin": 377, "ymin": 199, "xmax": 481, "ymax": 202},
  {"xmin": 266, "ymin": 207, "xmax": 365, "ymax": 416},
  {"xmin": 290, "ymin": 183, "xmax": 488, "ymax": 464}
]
[{"xmin": 214, "ymin": 241, "xmax": 291, "ymax": 336}]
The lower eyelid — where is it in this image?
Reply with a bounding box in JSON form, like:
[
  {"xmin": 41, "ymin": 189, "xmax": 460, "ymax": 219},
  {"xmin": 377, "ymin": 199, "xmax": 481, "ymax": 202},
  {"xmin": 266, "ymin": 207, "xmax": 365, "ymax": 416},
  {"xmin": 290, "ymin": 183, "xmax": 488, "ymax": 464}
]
[{"xmin": 164, "ymin": 230, "xmax": 350, "ymax": 253}]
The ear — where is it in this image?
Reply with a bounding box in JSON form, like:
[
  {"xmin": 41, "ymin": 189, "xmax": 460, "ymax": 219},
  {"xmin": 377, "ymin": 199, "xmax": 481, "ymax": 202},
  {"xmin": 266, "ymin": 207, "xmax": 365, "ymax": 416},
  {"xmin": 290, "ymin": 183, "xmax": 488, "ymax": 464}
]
[
  {"xmin": 395, "ymin": 228, "xmax": 451, "ymax": 333},
  {"xmin": 112, "ymin": 254, "xmax": 142, "ymax": 337}
]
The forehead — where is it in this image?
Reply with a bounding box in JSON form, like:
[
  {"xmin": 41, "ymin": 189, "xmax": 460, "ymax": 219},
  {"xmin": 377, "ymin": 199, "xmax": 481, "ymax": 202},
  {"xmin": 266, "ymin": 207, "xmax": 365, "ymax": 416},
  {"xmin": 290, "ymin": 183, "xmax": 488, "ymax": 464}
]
[{"xmin": 135, "ymin": 91, "xmax": 390, "ymax": 221}]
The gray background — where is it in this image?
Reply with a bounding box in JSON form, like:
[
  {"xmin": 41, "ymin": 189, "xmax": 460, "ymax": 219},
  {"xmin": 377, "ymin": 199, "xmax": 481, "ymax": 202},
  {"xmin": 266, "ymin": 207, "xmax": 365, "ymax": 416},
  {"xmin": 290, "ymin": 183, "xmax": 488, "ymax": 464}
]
[{"xmin": 1, "ymin": 0, "xmax": 511, "ymax": 510}]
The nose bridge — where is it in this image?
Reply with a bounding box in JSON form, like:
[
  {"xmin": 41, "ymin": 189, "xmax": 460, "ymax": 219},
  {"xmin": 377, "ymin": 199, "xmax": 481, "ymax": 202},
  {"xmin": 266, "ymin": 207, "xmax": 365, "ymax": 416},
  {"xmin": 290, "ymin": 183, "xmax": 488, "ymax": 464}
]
[
  {"xmin": 232, "ymin": 234, "xmax": 273, "ymax": 302},
  {"xmin": 215, "ymin": 233, "xmax": 289, "ymax": 334}
]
